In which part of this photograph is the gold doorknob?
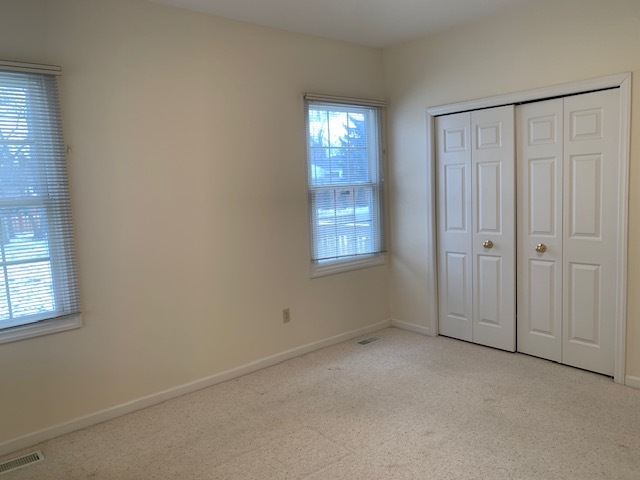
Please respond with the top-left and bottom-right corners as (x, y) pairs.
(482, 240), (494, 249)
(535, 243), (547, 253)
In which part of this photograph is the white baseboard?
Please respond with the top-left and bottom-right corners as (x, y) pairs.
(625, 375), (640, 389)
(391, 319), (432, 336)
(0, 319), (392, 457)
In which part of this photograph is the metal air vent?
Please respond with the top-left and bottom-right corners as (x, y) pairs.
(0, 451), (44, 475)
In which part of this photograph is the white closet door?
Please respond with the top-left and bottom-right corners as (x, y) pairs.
(471, 106), (516, 351)
(436, 113), (473, 341)
(516, 99), (563, 362)
(562, 89), (619, 376)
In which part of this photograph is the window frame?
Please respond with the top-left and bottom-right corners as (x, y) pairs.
(304, 94), (387, 278)
(0, 60), (81, 344)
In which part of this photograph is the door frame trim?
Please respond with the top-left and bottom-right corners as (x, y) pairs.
(425, 72), (631, 384)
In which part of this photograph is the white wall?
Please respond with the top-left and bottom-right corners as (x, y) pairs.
(0, 0), (389, 444)
(384, 0), (640, 376)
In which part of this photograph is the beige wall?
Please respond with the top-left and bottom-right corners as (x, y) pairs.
(0, 0), (389, 443)
(384, 0), (640, 376)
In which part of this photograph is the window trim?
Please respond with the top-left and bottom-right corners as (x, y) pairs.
(304, 94), (387, 276)
(0, 313), (81, 344)
(311, 252), (386, 278)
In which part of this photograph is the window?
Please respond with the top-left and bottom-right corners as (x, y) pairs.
(0, 61), (80, 343)
(305, 95), (386, 277)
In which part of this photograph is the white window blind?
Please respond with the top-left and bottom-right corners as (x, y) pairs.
(0, 65), (80, 333)
(305, 95), (386, 274)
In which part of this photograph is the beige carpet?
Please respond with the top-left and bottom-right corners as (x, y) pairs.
(2, 327), (640, 479)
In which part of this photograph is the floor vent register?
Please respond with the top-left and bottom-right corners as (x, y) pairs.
(0, 451), (44, 475)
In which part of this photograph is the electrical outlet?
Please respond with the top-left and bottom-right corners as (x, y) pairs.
(282, 308), (291, 323)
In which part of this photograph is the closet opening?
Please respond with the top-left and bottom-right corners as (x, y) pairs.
(424, 73), (631, 384)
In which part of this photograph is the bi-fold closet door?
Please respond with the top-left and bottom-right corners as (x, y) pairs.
(517, 89), (620, 376)
(436, 105), (516, 352)
(436, 89), (620, 376)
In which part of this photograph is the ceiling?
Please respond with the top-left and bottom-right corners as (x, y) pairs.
(148, 0), (537, 48)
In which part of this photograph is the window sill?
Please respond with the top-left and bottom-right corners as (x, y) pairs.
(311, 253), (386, 278)
(0, 314), (82, 345)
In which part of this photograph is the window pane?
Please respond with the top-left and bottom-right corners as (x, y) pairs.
(309, 147), (329, 185)
(347, 112), (367, 148)
(334, 187), (357, 257)
(329, 148), (346, 184)
(0, 146), (40, 200)
(0, 84), (40, 201)
(7, 261), (54, 318)
(0, 274), (8, 321)
(353, 186), (375, 254)
(308, 109), (329, 147)
(1, 206), (49, 262)
(0, 85), (29, 142)
(328, 111), (348, 147)
(345, 148), (369, 184)
(314, 188), (336, 260)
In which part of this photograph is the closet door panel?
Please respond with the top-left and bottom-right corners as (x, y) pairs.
(528, 260), (557, 335)
(569, 154), (601, 237)
(477, 162), (501, 233)
(516, 99), (563, 362)
(437, 113), (473, 341)
(563, 89), (619, 376)
(471, 106), (515, 352)
(477, 255), (501, 325)
(568, 263), (601, 344)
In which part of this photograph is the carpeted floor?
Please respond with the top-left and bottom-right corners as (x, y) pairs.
(2, 327), (640, 479)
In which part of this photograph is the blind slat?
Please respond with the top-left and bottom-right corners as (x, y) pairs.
(304, 93), (386, 108)
(0, 60), (61, 76)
